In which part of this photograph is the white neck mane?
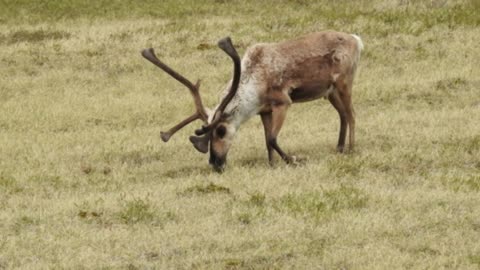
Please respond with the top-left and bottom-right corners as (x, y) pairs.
(210, 77), (261, 129)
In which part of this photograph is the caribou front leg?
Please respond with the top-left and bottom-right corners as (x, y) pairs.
(260, 113), (274, 164)
(262, 104), (299, 165)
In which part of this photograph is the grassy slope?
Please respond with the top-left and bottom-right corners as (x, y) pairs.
(1, 0), (479, 269)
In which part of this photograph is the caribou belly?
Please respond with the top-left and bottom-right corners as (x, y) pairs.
(289, 82), (334, 103)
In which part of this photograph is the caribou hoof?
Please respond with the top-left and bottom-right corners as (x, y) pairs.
(285, 155), (307, 166)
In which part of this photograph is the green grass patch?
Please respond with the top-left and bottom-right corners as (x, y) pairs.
(327, 156), (365, 177)
(276, 186), (368, 219)
(117, 198), (159, 225)
(223, 253), (294, 269)
(0, 30), (71, 45)
(181, 182), (232, 195)
(0, 174), (23, 194)
(247, 192), (266, 207)
(469, 254), (480, 267)
(445, 174), (480, 192)
(11, 215), (39, 234)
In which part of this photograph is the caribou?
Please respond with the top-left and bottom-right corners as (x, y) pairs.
(141, 31), (363, 171)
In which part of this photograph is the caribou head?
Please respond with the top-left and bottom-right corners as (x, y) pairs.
(141, 37), (241, 171)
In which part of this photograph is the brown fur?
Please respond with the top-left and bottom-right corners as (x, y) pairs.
(236, 31), (362, 164)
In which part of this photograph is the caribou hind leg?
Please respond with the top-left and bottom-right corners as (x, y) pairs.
(334, 78), (355, 152)
(328, 89), (348, 153)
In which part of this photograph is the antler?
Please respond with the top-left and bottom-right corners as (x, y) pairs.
(141, 48), (209, 142)
(195, 37), (242, 136)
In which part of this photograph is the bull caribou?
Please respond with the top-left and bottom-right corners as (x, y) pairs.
(142, 31), (363, 171)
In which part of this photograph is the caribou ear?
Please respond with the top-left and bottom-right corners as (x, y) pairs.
(189, 135), (210, 154)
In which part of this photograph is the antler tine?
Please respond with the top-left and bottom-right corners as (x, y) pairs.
(141, 48), (209, 141)
(141, 48), (209, 121)
(216, 37), (242, 114)
(195, 37), (241, 136)
(160, 112), (199, 142)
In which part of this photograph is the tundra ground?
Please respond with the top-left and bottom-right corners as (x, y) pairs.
(0, 0), (479, 269)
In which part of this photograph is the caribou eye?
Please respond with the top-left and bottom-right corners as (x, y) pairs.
(216, 125), (227, 138)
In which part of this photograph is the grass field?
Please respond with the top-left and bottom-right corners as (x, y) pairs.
(1, 0), (480, 269)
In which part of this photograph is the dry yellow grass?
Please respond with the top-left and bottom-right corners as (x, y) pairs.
(1, 0), (479, 269)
